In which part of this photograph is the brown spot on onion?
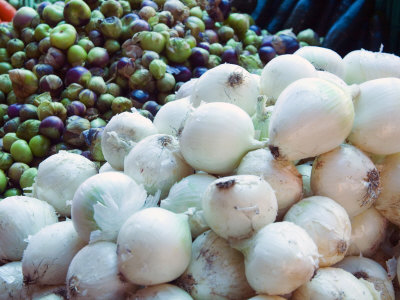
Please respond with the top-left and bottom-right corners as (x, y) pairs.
(353, 271), (369, 280)
(227, 71), (244, 87)
(363, 169), (380, 207)
(216, 179), (235, 189)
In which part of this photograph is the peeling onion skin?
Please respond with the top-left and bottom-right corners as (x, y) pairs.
(176, 230), (255, 300)
(347, 207), (387, 257)
(66, 241), (137, 300)
(296, 163), (313, 198)
(374, 153), (400, 227)
(310, 143), (380, 218)
(22, 221), (86, 286)
(284, 196), (352, 267)
(0, 262), (26, 299)
(334, 256), (395, 300)
(127, 284), (192, 300)
(238, 221), (319, 295)
(292, 267), (377, 300)
(236, 148), (303, 219)
(267, 78), (354, 161)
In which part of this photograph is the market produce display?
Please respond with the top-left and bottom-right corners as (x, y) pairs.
(1, 0), (400, 299)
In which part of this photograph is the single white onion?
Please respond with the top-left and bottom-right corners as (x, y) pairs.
(175, 78), (198, 99)
(101, 111), (158, 170)
(296, 162), (313, 198)
(236, 148), (303, 218)
(22, 221), (86, 285)
(284, 196), (351, 267)
(99, 162), (122, 173)
(153, 97), (194, 137)
(237, 221), (319, 295)
(191, 63), (259, 115)
(31, 151), (98, 216)
(343, 49), (400, 84)
(347, 77), (400, 155)
(67, 241), (136, 300)
(0, 196), (58, 262)
(294, 46), (345, 78)
(128, 284), (192, 300)
(267, 78), (354, 161)
(0, 262), (26, 299)
(176, 230), (255, 299)
(375, 153), (400, 226)
(160, 173), (217, 238)
(260, 54), (317, 102)
(71, 172), (147, 243)
(117, 207), (192, 286)
(347, 207), (387, 257)
(311, 144), (380, 217)
(334, 256), (395, 300)
(292, 267), (379, 299)
(179, 102), (266, 175)
(202, 175), (277, 241)
(124, 134), (194, 199)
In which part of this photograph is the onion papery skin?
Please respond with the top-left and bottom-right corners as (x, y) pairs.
(268, 78), (354, 161)
(0, 196), (58, 262)
(296, 163), (313, 198)
(343, 49), (400, 84)
(153, 97), (194, 137)
(176, 230), (255, 300)
(22, 221), (86, 286)
(124, 134), (194, 199)
(101, 111), (158, 171)
(292, 267), (377, 300)
(71, 172), (147, 243)
(375, 153), (400, 226)
(117, 207), (192, 286)
(239, 221), (319, 295)
(66, 241), (136, 300)
(310, 144), (380, 218)
(0, 262), (26, 299)
(347, 207), (387, 257)
(31, 151), (98, 216)
(347, 78), (400, 155)
(191, 64), (259, 116)
(236, 148), (302, 219)
(284, 196), (351, 267)
(128, 284), (192, 300)
(260, 54), (317, 102)
(179, 102), (265, 175)
(334, 256), (395, 300)
(294, 46), (345, 78)
(175, 79), (198, 100)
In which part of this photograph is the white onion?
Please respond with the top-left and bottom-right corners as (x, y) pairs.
(296, 162), (313, 198)
(67, 241), (136, 300)
(292, 267), (378, 299)
(375, 153), (400, 226)
(31, 151), (98, 216)
(0, 196), (58, 262)
(160, 173), (216, 238)
(311, 144), (380, 217)
(153, 97), (194, 137)
(22, 221), (86, 286)
(71, 172), (147, 243)
(99, 162), (122, 173)
(236, 148), (303, 218)
(117, 207), (192, 286)
(180, 102), (266, 175)
(191, 63), (259, 115)
(30, 285), (67, 300)
(316, 70), (360, 99)
(343, 49), (400, 84)
(101, 111), (158, 170)
(260, 54), (317, 102)
(202, 175), (277, 241)
(128, 284), (192, 300)
(267, 78), (354, 161)
(284, 196), (351, 267)
(347, 207), (387, 257)
(176, 230), (255, 299)
(334, 256), (395, 300)
(294, 46), (345, 78)
(175, 78), (198, 99)
(124, 134), (194, 199)
(347, 78), (400, 155)
(0, 262), (26, 299)
(237, 221), (319, 295)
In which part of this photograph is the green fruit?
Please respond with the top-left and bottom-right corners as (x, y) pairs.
(20, 167), (38, 190)
(50, 24), (77, 50)
(0, 170), (7, 194)
(10, 140), (33, 164)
